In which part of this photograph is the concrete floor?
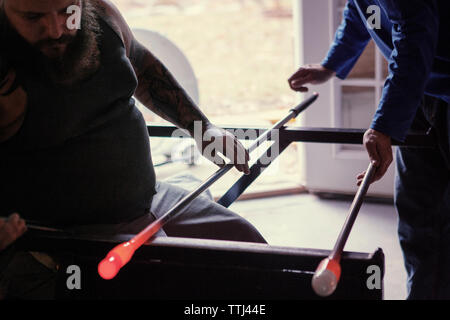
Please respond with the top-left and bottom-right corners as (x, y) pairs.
(229, 193), (408, 300)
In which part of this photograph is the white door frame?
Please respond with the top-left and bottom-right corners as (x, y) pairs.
(293, 0), (395, 197)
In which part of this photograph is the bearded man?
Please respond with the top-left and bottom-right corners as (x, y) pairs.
(0, 0), (266, 299)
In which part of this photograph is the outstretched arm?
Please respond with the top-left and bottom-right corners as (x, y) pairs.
(96, 0), (250, 173)
(289, 0), (370, 92)
(321, 0), (372, 79)
(360, 0), (439, 185)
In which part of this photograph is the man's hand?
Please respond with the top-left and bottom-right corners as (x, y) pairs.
(357, 129), (393, 186)
(0, 213), (27, 251)
(196, 123), (250, 175)
(288, 64), (336, 92)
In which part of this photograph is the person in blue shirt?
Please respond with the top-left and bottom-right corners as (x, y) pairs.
(288, 0), (450, 299)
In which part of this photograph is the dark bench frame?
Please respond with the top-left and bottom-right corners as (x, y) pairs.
(148, 125), (434, 207)
(13, 125), (433, 300)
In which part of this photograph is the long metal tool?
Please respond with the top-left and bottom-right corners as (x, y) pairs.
(0, 217), (64, 233)
(97, 92), (319, 280)
(311, 161), (376, 297)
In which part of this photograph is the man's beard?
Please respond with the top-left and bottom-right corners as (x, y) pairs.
(0, 0), (102, 86)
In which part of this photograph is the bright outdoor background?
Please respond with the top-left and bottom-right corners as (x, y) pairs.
(112, 0), (302, 198)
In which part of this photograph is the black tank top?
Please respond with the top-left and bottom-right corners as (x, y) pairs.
(0, 18), (156, 226)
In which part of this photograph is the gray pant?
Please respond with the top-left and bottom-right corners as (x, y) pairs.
(64, 178), (266, 243)
(0, 179), (266, 299)
(149, 180), (266, 243)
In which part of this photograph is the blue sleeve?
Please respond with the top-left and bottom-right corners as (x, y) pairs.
(321, 0), (372, 79)
(370, 0), (439, 141)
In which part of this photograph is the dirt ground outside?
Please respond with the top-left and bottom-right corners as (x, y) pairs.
(112, 0), (304, 196)
(113, 0), (298, 120)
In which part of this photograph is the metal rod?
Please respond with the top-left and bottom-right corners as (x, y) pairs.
(97, 94), (319, 279)
(330, 162), (377, 262)
(136, 93), (319, 243)
(26, 224), (64, 233)
(0, 217), (64, 233)
(217, 133), (292, 208)
(147, 126), (435, 148)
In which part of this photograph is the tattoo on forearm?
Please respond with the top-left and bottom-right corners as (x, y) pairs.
(131, 41), (209, 133)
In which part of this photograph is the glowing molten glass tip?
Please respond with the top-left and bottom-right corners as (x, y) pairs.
(98, 253), (122, 280)
(311, 258), (341, 297)
(98, 220), (162, 279)
(312, 269), (338, 297)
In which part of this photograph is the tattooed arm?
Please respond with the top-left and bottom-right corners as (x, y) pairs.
(131, 42), (250, 173)
(130, 40), (210, 135)
(96, 0), (209, 135)
(98, 0), (250, 173)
